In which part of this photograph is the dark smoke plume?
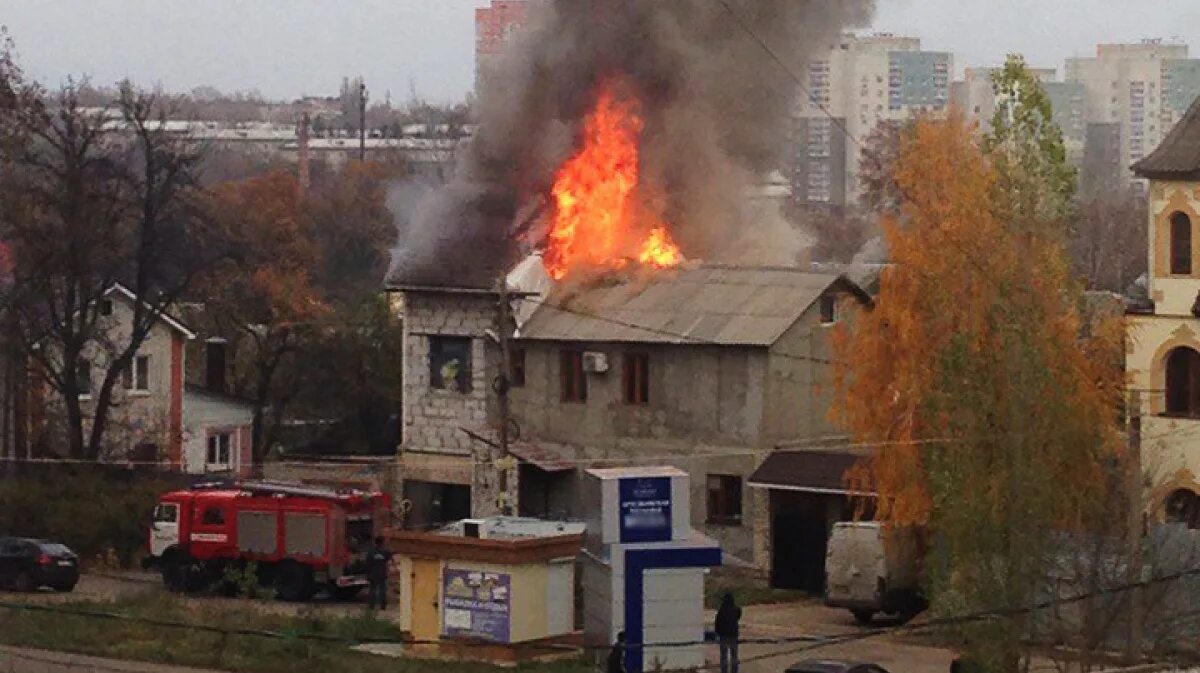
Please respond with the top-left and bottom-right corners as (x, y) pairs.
(390, 0), (875, 288)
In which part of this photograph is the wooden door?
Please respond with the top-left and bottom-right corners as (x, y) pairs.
(410, 558), (441, 641)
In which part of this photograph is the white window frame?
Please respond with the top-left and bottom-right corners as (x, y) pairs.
(205, 431), (235, 472)
(124, 354), (151, 394)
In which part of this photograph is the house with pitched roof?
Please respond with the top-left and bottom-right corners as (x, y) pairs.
(390, 258), (871, 579)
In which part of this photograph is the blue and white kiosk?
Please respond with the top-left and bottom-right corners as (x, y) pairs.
(581, 467), (722, 673)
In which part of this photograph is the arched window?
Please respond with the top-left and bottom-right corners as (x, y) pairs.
(1165, 346), (1200, 416)
(1165, 489), (1200, 529)
(1171, 211), (1192, 275)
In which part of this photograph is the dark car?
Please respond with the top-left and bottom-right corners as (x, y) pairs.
(0, 537), (79, 592)
(786, 661), (892, 673)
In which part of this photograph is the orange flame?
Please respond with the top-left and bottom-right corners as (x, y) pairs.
(543, 80), (682, 281)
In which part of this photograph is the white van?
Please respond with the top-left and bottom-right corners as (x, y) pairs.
(824, 521), (925, 625)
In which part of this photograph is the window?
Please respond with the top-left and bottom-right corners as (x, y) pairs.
(429, 336), (472, 393)
(820, 294), (839, 324)
(76, 360), (92, 396)
(1171, 212), (1192, 275)
(132, 443), (159, 464)
(706, 475), (742, 525)
(1166, 347), (1200, 417)
(122, 355), (150, 392)
(206, 432), (232, 469)
(509, 348), (526, 388)
(153, 503), (178, 524)
(201, 506), (225, 526)
(99, 299), (113, 316)
(623, 353), (649, 405)
(1165, 489), (1200, 529)
(560, 350), (587, 403)
(205, 341), (227, 393)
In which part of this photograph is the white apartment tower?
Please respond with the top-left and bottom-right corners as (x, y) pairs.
(792, 33), (951, 209)
(1066, 40), (1200, 189)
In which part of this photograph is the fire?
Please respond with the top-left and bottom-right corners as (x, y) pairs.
(638, 227), (682, 269)
(543, 80), (682, 280)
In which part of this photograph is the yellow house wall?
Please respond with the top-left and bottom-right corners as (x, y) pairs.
(397, 555), (414, 632)
(1148, 181), (1200, 315)
(1127, 176), (1200, 503)
(1127, 314), (1200, 493)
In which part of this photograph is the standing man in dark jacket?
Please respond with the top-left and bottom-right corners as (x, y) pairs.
(715, 593), (742, 673)
(365, 536), (393, 612)
(606, 631), (626, 673)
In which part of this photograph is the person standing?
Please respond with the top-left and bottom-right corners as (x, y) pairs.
(715, 592), (742, 673)
(366, 535), (393, 612)
(606, 631), (627, 673)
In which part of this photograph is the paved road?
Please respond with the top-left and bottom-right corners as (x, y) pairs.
(0, 645), (224, 673)
(702, 601), (958, 673)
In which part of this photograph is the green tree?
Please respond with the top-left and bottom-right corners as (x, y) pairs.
(986, 54), (1077, 237)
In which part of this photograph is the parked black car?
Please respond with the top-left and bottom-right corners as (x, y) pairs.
(786, 661), (892, 673)
(0, 537), (79, 592)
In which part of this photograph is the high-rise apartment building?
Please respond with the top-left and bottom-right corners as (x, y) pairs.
(792, 34), (951, 210)
(1066, 40), (1200, 187)
(475, 1), (534, 94)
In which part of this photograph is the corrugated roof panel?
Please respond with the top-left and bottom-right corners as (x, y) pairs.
(713, 316), (792, 345)
(518, 266), (854, 346)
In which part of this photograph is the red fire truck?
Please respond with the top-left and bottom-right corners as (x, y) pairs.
(143, 481), (390, 601)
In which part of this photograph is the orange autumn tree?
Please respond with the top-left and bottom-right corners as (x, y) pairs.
(831, 114), (1124, 671)
(203, 171), (330, 470)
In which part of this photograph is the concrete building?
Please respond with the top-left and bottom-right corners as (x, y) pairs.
(1066, 40), (1200, 187)
(792, 33), (951, 210)
(1126, 94), (1200, 528)
(389, 258), (870, 567)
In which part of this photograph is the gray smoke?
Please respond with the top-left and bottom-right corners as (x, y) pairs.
(391, 0), (875, 287)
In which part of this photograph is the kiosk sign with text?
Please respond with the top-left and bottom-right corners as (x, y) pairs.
(442, 569), (511, 643)
(618, 476), (672, 543)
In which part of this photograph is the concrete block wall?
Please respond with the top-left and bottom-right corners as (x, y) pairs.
(400, 291), (498, 457)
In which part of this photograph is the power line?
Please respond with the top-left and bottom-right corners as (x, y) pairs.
(2, 562), (1200, 661)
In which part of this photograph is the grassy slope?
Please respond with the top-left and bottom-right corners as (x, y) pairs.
(0, 594), (591, 673)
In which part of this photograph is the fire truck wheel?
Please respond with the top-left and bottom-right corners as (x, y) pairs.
(275, 561), (315, 602)
(160, 553), (187, 592)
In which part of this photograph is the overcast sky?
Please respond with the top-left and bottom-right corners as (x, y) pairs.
(0, 0), (1198, 104)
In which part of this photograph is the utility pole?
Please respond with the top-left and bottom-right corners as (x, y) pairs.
(1126, 392), (1144, 663)
(359, 79), (368, 163)
(495, 278), (515, 516)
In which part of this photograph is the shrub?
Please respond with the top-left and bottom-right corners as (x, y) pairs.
(0, 465), (177, 566)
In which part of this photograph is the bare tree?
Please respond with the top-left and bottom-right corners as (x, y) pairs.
(1071, 189), (1148, 294)
(0, 66), (215, 460)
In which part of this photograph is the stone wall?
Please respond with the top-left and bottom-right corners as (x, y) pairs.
(397, 289), (517, 518)
(400, 291), (497, 456)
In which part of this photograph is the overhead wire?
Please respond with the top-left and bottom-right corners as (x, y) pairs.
(2, 561), (1200, 660)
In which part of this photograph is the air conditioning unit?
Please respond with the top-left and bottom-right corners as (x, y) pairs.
(462, 519), (485, 539)
(582, 351), (609, 374)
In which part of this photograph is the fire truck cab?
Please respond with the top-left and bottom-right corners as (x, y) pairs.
(144, 481), (390, 601)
